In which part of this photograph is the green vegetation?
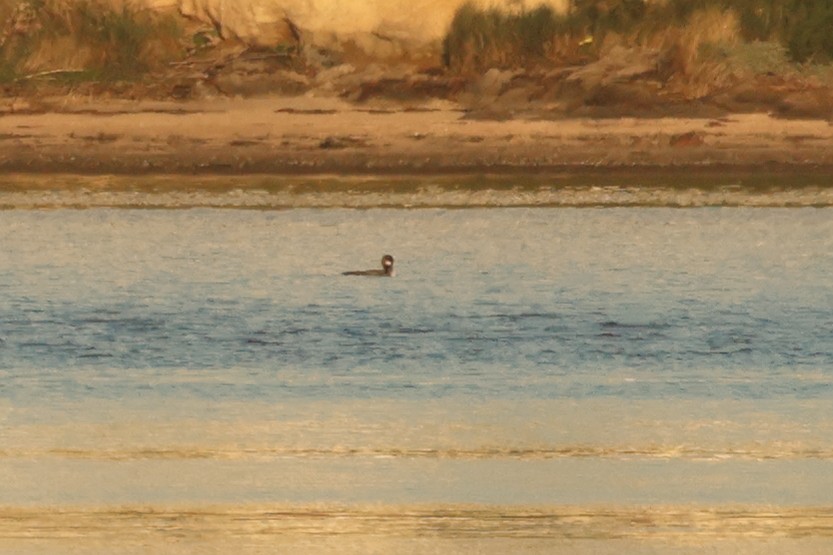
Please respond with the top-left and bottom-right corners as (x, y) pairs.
(443, 0), (833, 73)
(0, 0), (184, 83)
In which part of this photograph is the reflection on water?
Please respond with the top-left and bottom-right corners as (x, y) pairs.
(1, 205), (832, 551)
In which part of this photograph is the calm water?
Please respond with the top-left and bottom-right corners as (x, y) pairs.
(1, 206), (833, 550)
(2, 207), (832, 396)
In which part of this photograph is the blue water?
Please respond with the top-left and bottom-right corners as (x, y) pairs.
(1, 207), (832, 403)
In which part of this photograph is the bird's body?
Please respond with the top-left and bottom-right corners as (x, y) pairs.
(343, 255), (395, 277)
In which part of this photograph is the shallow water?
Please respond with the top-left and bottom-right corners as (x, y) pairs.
(1, 205), (832, 551)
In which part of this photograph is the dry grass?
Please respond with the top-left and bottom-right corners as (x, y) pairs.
(442, 3), (567, 73)
(443, 0), (833, 77)
(649, 7), (741, 98)
(1, 0), (185, 83)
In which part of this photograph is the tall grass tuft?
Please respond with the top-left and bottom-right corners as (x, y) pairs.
(1, 0), (184, 83)
(443, 3), (566, 73)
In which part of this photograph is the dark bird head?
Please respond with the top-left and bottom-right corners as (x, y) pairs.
(382, 254), (394, 275)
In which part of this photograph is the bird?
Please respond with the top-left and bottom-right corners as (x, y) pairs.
(342, 254), (395, 277)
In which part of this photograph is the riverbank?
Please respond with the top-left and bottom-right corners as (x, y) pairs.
(2, 96), (833, 176)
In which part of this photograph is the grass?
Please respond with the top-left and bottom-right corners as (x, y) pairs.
(442, 3), (568, 72)
(657, 0), (833, 63)
(0, 0), (185, 83)
(443, 0), (833, 74)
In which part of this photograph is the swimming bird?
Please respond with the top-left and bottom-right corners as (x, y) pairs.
(342, 255), (395, 277)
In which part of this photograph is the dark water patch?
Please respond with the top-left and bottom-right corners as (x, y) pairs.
(76, 350), (114, 360)
(243, 337), (283, 346)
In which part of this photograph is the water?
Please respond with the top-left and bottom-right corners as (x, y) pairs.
(3, 207), (832, 394)
(1, 205), (833, 552)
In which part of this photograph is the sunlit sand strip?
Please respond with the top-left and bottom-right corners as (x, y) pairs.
(1, 504), (832, 542)
(2, 445), (832, 461)
(0, 187), (833, 210)
(2, 186), (833, 209)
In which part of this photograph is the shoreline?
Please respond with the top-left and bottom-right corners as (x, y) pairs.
(3, 96), (833, 208)
(3, 97), (833, 178)
(3, 172), (833, 208)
